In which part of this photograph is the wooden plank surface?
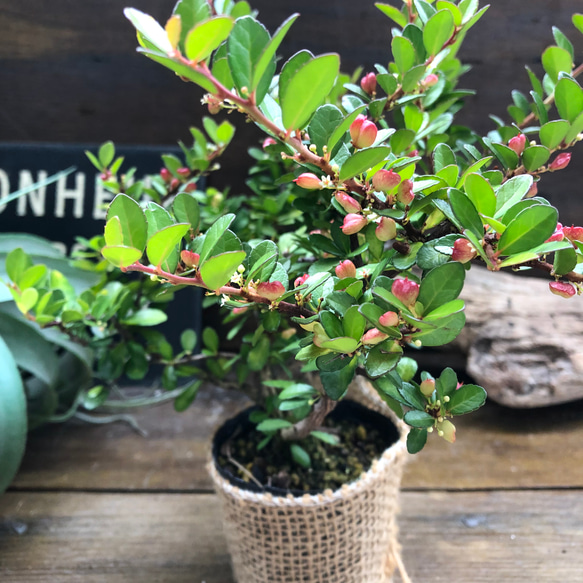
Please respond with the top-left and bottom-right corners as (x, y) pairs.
(1, 490), (581, 582)
(10, 384), (583, 492)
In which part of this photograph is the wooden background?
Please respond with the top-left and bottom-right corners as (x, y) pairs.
(2, 0), (583, 224)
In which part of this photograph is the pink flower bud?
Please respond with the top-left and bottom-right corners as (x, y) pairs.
(396, 179), (415, 206)
(549, 152), (571, 171)
(391, 277), (419, 307)
(206, 95), (222, 114)
(379, 311), (399, 328)
(360, 72), (377, 95)
(100, 170), (112, 182)
(451, 238), (477, 263)
(350, 115), (378, 149)
(422, 74), (439, 88)
(549, 281), (576, 298)
(170, 178), (181, 191)
(563, 225), (583, 243)
(437, 419), (456, 443)
(508, 134), (526, 156)
(419, 378), (435, 397)
(181, 250), (200, 267)
(375, 217), (397, 241)
(176, 167), (190, 178)
(335, 259), (357, 279)
(294, 273), (309, 288)
(546, 223), (564, 243)
(335, 191), (362, 213)
(293, 172), (322, 190)
(361, 328), (389, 345)
(232, 306), (249, 315)
(184, 182), (197, 192)
(160, 168), (172, 182)
(262, 137), (277, 149)
(341, 213), (368, 235)
(372, 169), (401, 193)
(257, 281), (286, 301)
(407, 149), (419, 158)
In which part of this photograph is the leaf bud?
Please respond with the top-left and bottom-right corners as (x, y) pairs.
(335, 259), (357, 279)
(419, 378), (435, 397)
(549, 281), (576, 298)
(563, 225), (583, 243)
(335, 191), (362, 213)
(257, 281), (286, 301)
(378, 311), (399, 328)
(293, 172), (322, 190)
(361, 328), (389, 345)
(350, 115), (378, 149)
(375, 216), (397, 241)
(181, 250), (200, 267)
(396, 179), (415, 206)
(549, 152), (571, 171)
(436, 419), (456, 443)
(341, 213), (368, 235)
(360, 72), (377, 95)
(451, 238), (477, 263)
(391, 277), (419, 307)
(508, 134), (526, 155)
(372, 169), (401, 193)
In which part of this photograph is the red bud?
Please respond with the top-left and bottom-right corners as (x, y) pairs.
(422, 74), (439, 88)
(257, 281), (286, 301)
(451, 238), (477, 263)
(549, 281), (576, 298)
(508, 134), (527, 156)
(160, 168), (172, 182)
(176, 167), (190, 177)
(341, 213), (368, 235)
(549, 152), (571, 171)
(396, 179), (414, 205)
(350, 115), (378, 149)
(375, 216), (397, 241)
(262, 137), (277, 149)
(391, 277), (419, 307)
(372, 169), (401, 193)
(335, 191), (362, 213)
(294, 273), (309, 288)
(379, 311), (399, 328)
(170, 178), (181, 190)
(335, 259), (357, 279)
(360, 72), (377, 95)
(181, 250), (200, 267)
(361, 328), (389, 345)
(563, 225), (583, 243)
(294, 172), (322, 190)
(546, 223), (564, 243)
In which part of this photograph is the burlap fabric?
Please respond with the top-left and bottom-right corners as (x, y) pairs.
(208, 377), (410, 583)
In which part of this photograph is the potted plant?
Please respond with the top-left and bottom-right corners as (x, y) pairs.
(9, 0), (583, 580)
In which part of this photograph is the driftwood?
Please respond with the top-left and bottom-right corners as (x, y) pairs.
(452, 267), (583, 408)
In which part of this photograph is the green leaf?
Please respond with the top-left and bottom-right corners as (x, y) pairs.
(447, 384), (486, 415)
(124, 8), (173, 53)
(339, 147), (390, 181)
(418, 262), (465, 315)
(174, 380), (202, 412)
(172, 192), (200, 231)
(494, 175), (533, 218)
(308, 105), (344, 156)
(278, 50), (313, 106)
(433, 143), (456, 172)
(483, 138), (519, 170)
(390, 129), (415, 154)
(555, 78), (583, 124)
(464, 173), (496, 217)
(539, 120), (570, 149)
(173, 0), (211, 46)
(320, 355), (357, 399)
(326, 105), (368, 153)
(248, 335), (270, 371)
(552, 26), (574, 59)
(256, 418), (293, 433)
(0, 336), (27, 494)
(410, 311), (465, 347)
(414, 0), (437, 24)
(5, 248), (32, 284)
(310, 430), (340, 446)
(104, 216), (124, 247)
(199, 250), (246, 290)
(101, 245), (143, 268)
(185, 16), (234, 62)
(522, 145), (550, 172)
(98, 141), (115, 167)
(180, 329), (197, 352)
(107, 194), (148, 252)
(252, 13), (299, 90)
(553, 247), (577, 276)
(529, 89), (549, 125)
(573, 13), (583, 35)
(227, 16), (273, 105)
(278, 383), (317, 400)
(281, 53), (340, 130)
(404, 410), (435, 428)
(424, 299), (465, 320)
(147, 223), (190, 269)
(365, 346), (402, 378)
(290, 443), (311, 469)
(497, 205), (558, 256)
(203, 327), (219, 353)
(342, 306), (366, 341)
(375, 3), (407, 27)
(122, 308), (168, 326)
(406, 428), (427, 454)
(199, 213), (236, 265)
(391, 36), (416, 75)
(423, 10), (455, 57)
(448, 188), (483, 239)
(541, 46), (573, 83)
(319, 337), (359, 354)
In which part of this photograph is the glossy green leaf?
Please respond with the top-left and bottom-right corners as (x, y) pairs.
(122, 308), (168, 326)
(541, 45), (572, 83)
(391, 36), (416, 75)
(565, 110), (583, 144)
(326, 104), (368, 153)
(199, 250), (246, 291)
(539, 120), (570, 149)
(290, 443), (311, 468)
(404, 410), (435, 428)
(423, 10), (455, 56)
(278, 50), (313, 106)
(310, 430), (340, 446)
(522, 145), (550, 172)
(172, 192), (200, 231)
(320, 336), (359, 354)
(497, 205), (558, 256)
(390, 129), (416, 154)
(173, 0), (211, 46)
(553, 247), (577, 276)
(402, 64), (427, 92)
(494, 175), (533, 218)
(19, 265), (47, 290)
(0, 336), (27, 494)
(418, 262), (465, 315)
(342, 306), (366, 341)
(320, 355), (357, 400)
(180, 329), (197, 352)
(107, 194), (148, 252)
(339, 147), (390, 181)
(464, 173), (496, 217)
(104, 216), (124, 247)
(277, 383), (317, 400)
(555, 78), (583, 124)
(530, 89), (549, 125)
(424, 298), (465, 320)
(410, 311), (465, 346)
(375, 3), (408, 27)
(414, 0), (437, 24)
(447, 384), (486, 415)
(365, 346), (402, 378)
(281, 53), (340, 130)
(433, 143), (456, 172)
(184, 16), (234, 62)
(406, 428), (427, 454)
(308, 105), (344, 156)
(199, 213), (236, 265)
(101, 245), (143, 268)
(125, 8), (173, 53)
(146, 223), (190, 268)
(448, 188), (483, 239)
(483, 138), (519, 170)
(553, 26), (574, 59)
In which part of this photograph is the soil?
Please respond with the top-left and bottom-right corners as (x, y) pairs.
(216, 403), (398, 493)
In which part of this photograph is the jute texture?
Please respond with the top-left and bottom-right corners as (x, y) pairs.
(209, 378), (409, 583)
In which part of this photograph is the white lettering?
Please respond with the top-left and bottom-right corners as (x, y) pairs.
(92, 174), (113, 220)
(17, 170), (48, 217)
(55, 172), (85, 218)
(0, 169), (10, 215)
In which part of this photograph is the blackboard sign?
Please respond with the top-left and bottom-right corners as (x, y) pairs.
(0, 142), (202, 349)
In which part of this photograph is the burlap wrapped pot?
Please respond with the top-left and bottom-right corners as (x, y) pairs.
(208, 377), (409, 583)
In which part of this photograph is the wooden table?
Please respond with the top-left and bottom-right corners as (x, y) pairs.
(1, 384), (582, 582)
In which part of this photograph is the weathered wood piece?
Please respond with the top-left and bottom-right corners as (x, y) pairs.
(1, 490), (581, 582)
(10, 385), (583, 492)
(456, 267), (583, 407)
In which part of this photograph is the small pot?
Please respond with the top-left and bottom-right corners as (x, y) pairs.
(208, 380), (409, 583)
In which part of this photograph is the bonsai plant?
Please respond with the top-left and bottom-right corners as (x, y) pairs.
(8, 0), (583, 579)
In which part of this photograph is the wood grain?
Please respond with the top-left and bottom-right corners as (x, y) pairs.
(1, 490), (581, 582)
(10, 384), (583, 492)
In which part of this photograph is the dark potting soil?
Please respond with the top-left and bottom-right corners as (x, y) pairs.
(214, 401), (399, 494)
